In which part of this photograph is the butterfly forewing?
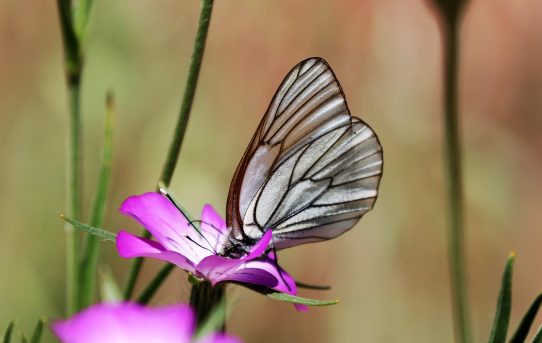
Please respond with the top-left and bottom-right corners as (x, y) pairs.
(226, 57), (382, 250)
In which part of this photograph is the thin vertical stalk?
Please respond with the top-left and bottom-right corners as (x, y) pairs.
(158, 0), (214, 187)
(441, 16), (471, 343)
(123, 0), (215, 300)
(66, 81), (82, 315)
(189, 282), (225, 329)
(56, 0), (84, 316)
(136, 264), (175, 305)
(78, 93), (114, 310)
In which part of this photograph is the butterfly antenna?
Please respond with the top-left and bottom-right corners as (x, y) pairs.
(159, 186), (200, 231)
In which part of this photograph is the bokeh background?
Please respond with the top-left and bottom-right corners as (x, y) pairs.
(1, 0), (541, 341)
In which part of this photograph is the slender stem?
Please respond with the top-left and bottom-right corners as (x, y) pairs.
(189, 282), (225, 329)
(123, 253), (145, 300)
(158, 0), (214, 186)
(442, 16), (471, 343)
(66, 81), (82, 315)
(57, 0), (84, 316)
(123, 0), (215, 300)
(137, 264), (175, 305)
(78, 93), (114, 310)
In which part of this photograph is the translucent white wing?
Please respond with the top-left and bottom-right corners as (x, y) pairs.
(226, 57), (382, 250)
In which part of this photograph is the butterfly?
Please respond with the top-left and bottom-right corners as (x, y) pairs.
(222, 57), (383, 256)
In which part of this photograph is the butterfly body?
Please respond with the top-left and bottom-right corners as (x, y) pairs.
(223, 57), (383, 255)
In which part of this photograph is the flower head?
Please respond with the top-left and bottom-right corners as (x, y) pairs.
(53, 302), (240, 343)
(116, 192), (298, 296)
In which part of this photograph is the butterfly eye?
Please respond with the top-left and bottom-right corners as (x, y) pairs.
(226, 57), (383, 251)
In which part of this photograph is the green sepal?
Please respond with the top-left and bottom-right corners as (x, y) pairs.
(61, 216), (116, 242)
(487, 252), (515, 343)
(188, 273), (204, 285)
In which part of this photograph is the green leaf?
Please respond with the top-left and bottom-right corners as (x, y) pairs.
(488, 252), (515, 343)
(61, 215), (116, 242)
(2, 321), (14, 343)
(99, 268), (123, 303)
(194, 297), (226, 338)
(78, 92), (115, 310)
(532, 325), (542, 343)
(509, 293), (542, 343)
(29, 319), (44, 343)
(266, 292), (339, 306)
(19, 333), (27, 343)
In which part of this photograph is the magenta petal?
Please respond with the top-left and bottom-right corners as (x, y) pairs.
(201, 204), (227, 234)
(243, 258), (297, 294)
(183, 204), (229, 259)
(197, 255), (275, 288)
(120, 193), (195, 253)
(116, 230), (165, 256)
(245, 230), (273, 259)
(197, 255), (243, 285)
(116, 231), (197, 274)
(53, 303), (195, 343)
(216, 267), (278, 288)
(295, 304), (309, 312)
(197, 230), (278, 287)
(198, 254), (277, 288)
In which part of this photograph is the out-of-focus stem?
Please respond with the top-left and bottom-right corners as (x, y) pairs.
(66, 81), (82, 316)
(137, 264), (175, 305)
(441, 14), (472, 343)
(56, 0), (84, 316)
(189, 282), (225, 329)
(123, 0), (215, 301)
(78, 93), (114, 310)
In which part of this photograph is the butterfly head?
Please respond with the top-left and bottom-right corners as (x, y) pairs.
(219, 233), (260, 258)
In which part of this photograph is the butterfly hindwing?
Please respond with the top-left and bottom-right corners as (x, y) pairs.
(226, 57), (383, 250)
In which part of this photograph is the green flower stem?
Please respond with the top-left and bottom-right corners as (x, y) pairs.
(158, 0), (214, 187)
(78, 94), (114, 310)
(189, 282), (225, 329)
(56, 0), (85, 316)
(123, 0), (215, 300)
(66, 81), (82, 316)
(441, 13), (472, 343)
(122, 254), (145, 300)
(137, 264), (175, 305)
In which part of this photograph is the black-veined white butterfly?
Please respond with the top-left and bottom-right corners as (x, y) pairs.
(223, 57), (383, 256)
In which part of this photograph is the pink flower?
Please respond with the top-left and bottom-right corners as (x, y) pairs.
(116, 192), (298, 296)
(52, 303), (240, 343)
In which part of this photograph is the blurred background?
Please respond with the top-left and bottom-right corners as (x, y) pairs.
(1, 0), (541, 341)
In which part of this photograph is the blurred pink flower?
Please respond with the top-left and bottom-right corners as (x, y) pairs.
(116, 192), (298, 296)
(52, 303), (240, 343)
